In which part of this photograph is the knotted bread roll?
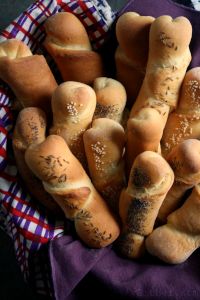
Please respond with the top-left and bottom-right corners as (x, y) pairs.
(126, 15), (192, 173)
(146, 184), (200, 264)
(115, 12), (154, 106)
(83, 118), (126, 213)
(158, 139), (200, 223)
(0, 39), (58, 115)
(25, 135), (120, 248)
(44, 12), (104, 84)
(118, 151), (174, 258)
(12, 107), (62, 215)
(50, 81), (96, 168)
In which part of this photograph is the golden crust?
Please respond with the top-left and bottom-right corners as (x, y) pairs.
(118, 151), (174, 258)
(44, 12), (104, 84)
(83, 118), (126, 212)
(13, 108), (62, 215)
(146, 185), (200, 264)
(25, 135), (120, 248)
(93, 77), (127, 123)
(115, 12), (154, 103)
(50, 81), (96, 167)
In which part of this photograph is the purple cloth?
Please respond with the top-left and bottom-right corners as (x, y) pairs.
(49, 1), (200, 299)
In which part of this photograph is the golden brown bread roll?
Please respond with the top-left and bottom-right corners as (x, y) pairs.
(115, 12), (154, 105)
(126, 15), (192, 173)
(118, 151), (174, 258)
(83, 118), (126, 213)
(50, 81), (96, 168)
(12, 107), (63, 215)
(162, 67), (200, 156)
(25, 135), (120, 248)
(43, 12), (104, 84)
(0, 39), (58, 114)
(93, 77), (127, 123)
(146, 184), (200, 264)
(158, 139), (200, 223)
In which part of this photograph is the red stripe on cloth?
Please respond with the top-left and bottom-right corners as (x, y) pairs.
(0, 126), (8, 135)
(37, 1), (52, 17)
(78, 0), (106, 35)
(1, 196), (54, 231)
(19, 227), (49, 244)
(0, 172), (17, 182)
(11, 21), (40, 44)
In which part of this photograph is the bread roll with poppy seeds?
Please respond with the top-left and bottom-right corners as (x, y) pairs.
(25, 135), (120, 248)
(118, 151), (174, 258)
(93, 77), (127, 124)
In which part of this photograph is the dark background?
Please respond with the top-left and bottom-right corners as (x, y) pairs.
(0, 1), (127, 299)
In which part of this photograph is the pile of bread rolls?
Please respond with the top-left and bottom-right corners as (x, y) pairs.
(1, 11), (200, 264)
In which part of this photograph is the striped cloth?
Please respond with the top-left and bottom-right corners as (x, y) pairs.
(0, 0), (115, 297)
(0, 0), (200, 298)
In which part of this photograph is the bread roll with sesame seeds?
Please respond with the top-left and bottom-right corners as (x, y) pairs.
(146, 184), (200, 264)
(12, 107), (63, 215)
(50, 81), (96, 168)
(25, 134), (120, 248)
(157, 139), (200, 224)
(0, 39), (58, 115)
(118, 151), (174, 259)
(161, 67), (200, 157)
(83, 118), (126, 213)
(125, 15), (192, 173)
(115, 12), (155, 106)
(92, 77), (127, 124)
(43, 12), (104, 84)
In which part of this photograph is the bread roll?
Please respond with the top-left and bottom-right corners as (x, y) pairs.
(25, 135), (120, 248)
(118, 151), (174, 258)
(162, 67), (200, 156)
(93, 77), (127, 123)
(146, 184), (200, 264)
(158, 139), (200, 223)
(83, 118), (126, 212)
(50, 81), (96, 168)
(43, 12), (104, 84)
(0, 39), (58, 115)
(12, 107), (62, 215)
(115, 12), (154, 105)
(126, 15), (192, 172)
